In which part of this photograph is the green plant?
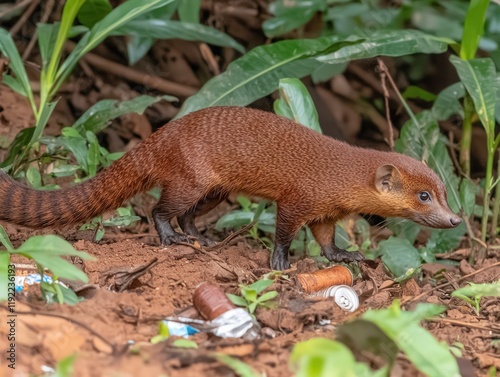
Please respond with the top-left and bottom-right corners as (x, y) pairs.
(227, 279), (278, 314)
(291, 302), (460, 377)
(451, 281), (500, 314)
(0, 226), (93, 304)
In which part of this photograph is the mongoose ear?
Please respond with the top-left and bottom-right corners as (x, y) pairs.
(375, 164), (402, 192)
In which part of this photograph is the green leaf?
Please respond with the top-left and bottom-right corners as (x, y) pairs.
(178, 0), (200, 23)
(402, 86), (437, 102)
(0, 225), (14, 251)
(379, 237), (421, 280)
(311, 62), (348, 83)
(56, 0), (177, 90)
(226, 293), (248, 307)
(77, 0), (113, 28)
(263, 0), (326, 38)
(362, 302), (460, 377)
(274, 78), (321, 133)
(54, 354), (76, 377)
(460, 0), (490, 60)
(14, 235), (94, 282)
(116, 19), (244, 54)
(450, 56), (496, 138)
(0, 28), (35, 111)
(127, 35), (155, 65)
(0, 252), (10, 301)
(452, 281), (500, 299)
(37, 23), (60, 69)
(248, 279), (274, 294)
(72, 95), (176, 135)
(432, 82), (465, 121)
(172, 339), (198, 349)
(316, 30), (452, 64)
(426, 223), (466, 255)
(213, 353), (260, 377)
(178, 36), (359, 117)
(257, 290), (278, 303)
(459, 179), (477, 217)
(290, 338), (358, 377)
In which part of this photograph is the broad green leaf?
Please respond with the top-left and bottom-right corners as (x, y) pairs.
(215, 211), (276, 232)
(460, 179), (477, 216)
(290, 338), (357, 377)
(14, 235), (94, 282)
(257, 290), (278, 303)
(0, 225), (14, 251)
(127, 35), (155, 65)
(178, 36), (359, 117)
(379, 237), (421, 280)
(116, 19), (244, 54)
(387, 219), (421, 245)
(274, 78), (321, 133)
(178, 0), (200, 23)
(363, 302), (460, 377)
(325, 3), (369, 20)
(226, 293), (248, 307)
(37, 23), (60, 68)
(72, 95), (176, 135)
(0, 28), (35, 110)
(426, 223), (467, 254)
(316, 30), (452, 64)
(77, 0), (112, 28)
(460, 0), (490, 60)
(311, 62), (348, 83)
(0, 252), (10, 301)
(263, 0), (326, 38)
(432, 82), (465, 120)
(213, 353), (260, 377)
(248, 279), (273, 294)
(452, 281), (500, 298)
(450, 56), (496, 138)
(56, 0), (176, 90)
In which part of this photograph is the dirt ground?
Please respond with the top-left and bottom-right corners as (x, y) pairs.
(1, 220), (500, 377)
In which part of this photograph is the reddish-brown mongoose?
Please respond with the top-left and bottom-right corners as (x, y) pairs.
(0, 107), (461, 270)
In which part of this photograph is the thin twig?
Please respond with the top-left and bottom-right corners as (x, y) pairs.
(206, 221), (256, 251)
(22, 0), (55, 60)
(0, 0), (33, 20)
(377, 58), (395, 150)
(9, 0), (40, 36)
(427, 317), (500, 333)
(401, 261), (500, 305)
(65, 41), (198, 98)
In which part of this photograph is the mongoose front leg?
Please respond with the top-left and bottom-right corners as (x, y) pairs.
(152, 193), (191, 245)
(309, 220), (364, 263)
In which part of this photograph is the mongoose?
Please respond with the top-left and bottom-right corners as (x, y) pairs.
(0, 107), (461, 270)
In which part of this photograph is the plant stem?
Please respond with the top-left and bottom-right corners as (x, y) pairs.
(491, 151), (500, 238)
(459, 94), (474, 177)
(481, 144), (495, 242)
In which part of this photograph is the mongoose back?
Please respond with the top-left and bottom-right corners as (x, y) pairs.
(0, 106), (461, 270)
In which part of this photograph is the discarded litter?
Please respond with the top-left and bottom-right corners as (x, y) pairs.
(296, 265), (359, 312)
(165, 282), (261, 340)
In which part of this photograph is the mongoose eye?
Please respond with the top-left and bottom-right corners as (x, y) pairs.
(418, 191), (431, 203)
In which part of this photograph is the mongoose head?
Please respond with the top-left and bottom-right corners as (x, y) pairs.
(373, 162), (462, 229)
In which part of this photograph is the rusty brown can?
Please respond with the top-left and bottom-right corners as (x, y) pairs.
(296, 265), (353, 293)
(193, 282), (236, 320)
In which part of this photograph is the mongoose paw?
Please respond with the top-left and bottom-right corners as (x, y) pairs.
(160, 233), (191, 246)
(271, 256), (290, 271)
(323, 249), (364, 263)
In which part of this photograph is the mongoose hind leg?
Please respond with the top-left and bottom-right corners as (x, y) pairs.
(271, 205), (304, 270)
(152, 191), (194, 245)
(309, 219), (364, 263)
(178, 191), (227, 247)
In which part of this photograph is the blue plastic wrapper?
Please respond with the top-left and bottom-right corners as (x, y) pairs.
(163, 320), (200, 338)
(15, 274), (54, 292)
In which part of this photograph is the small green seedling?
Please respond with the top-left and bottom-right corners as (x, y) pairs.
(449, 342), (465, 358)
(0, 226), (93, 304)
(80, 207), (141, 242)
(151, 321), (170, 344)
(451, 281), (500, 315)
(227, 278), (278, 314)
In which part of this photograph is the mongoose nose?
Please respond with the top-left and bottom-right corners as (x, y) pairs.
(450, 217), (462, 227)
